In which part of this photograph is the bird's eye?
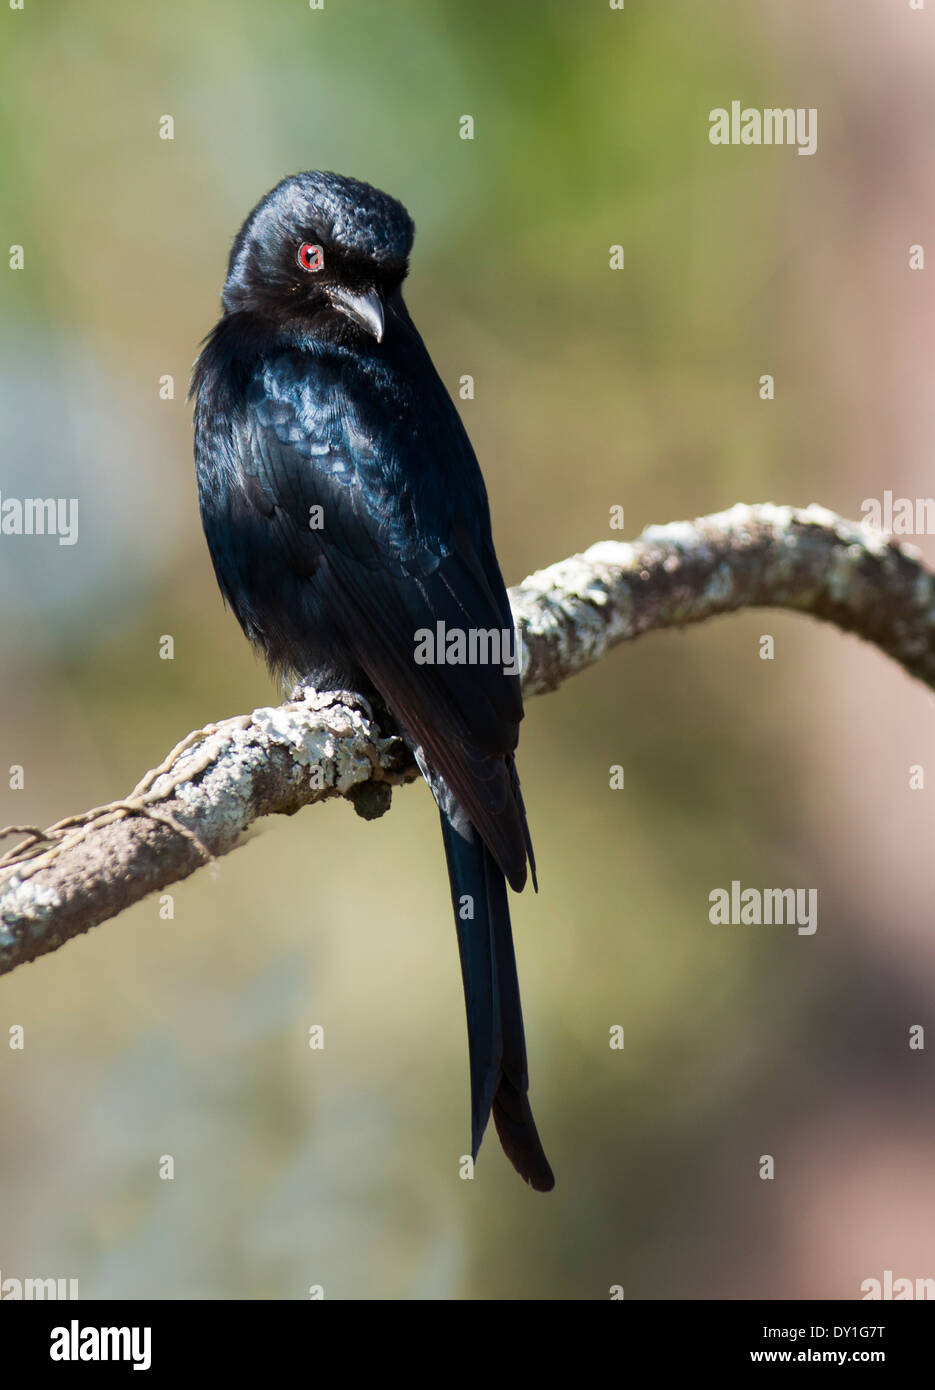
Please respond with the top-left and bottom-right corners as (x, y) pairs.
(297, 242), (325, 273)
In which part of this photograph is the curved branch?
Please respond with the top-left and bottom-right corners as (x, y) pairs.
(1, 503), (930, 977)
(513, 502), (935, 694)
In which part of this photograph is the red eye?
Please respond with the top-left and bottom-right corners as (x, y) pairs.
(297, 242), (324, 272)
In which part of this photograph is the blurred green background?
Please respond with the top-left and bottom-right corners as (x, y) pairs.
(2, 0), (934, 1299)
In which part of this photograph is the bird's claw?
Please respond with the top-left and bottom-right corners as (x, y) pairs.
(288, 682), (375, 725)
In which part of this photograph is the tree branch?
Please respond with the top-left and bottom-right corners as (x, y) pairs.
(2, 502), (931, 977)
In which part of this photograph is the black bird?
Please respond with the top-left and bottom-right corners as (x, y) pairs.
(192, 171), (553, 1191)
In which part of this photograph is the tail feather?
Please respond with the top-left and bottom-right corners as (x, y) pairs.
(440, 813), (554, 1192)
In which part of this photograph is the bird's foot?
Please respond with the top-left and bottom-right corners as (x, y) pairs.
(288, 681), (376, 725)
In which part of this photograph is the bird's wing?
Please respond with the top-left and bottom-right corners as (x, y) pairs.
(231, 347), (531, 888)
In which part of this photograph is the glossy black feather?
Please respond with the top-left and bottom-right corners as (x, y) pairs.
(441, 816), (553, 1191)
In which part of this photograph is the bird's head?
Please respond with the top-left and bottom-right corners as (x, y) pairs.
(221, 171), (415, 344)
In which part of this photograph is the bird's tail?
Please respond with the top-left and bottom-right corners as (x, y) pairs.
(440, 813), (554, 1192)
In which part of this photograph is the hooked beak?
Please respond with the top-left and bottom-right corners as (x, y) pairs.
(326, 285), (385, 343)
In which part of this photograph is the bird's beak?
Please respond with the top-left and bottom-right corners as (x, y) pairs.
(326, 285), (385, 343)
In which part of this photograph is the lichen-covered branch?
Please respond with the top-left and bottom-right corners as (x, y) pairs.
(514, 502), (935, 694)
(2, 502), (931, 977)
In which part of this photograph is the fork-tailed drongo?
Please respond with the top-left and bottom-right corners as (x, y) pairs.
(192, 171), (554, 1191)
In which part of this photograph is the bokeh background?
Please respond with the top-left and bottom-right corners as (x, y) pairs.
(1, 0), (934, 1299)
